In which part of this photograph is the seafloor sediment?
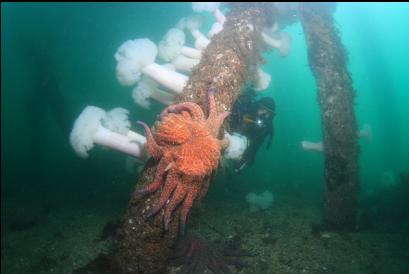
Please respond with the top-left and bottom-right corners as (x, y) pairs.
(2, 181), (408, 274)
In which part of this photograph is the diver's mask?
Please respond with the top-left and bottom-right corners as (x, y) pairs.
(243, 113), (268, 128)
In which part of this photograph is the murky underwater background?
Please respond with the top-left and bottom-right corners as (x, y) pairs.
(1, 3), (408, 273)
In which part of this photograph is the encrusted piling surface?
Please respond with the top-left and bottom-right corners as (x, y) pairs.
(110, 4), (274, 273)
(300, 3), (359, 230)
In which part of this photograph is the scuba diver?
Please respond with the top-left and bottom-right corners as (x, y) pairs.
(229, 92), (276, 173)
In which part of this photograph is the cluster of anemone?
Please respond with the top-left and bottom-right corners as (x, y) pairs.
(114, 2), (295, 111)
(69, 2), (295, 162)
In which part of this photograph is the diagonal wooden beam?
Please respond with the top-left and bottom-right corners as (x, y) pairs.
(109, 4), (275, 273)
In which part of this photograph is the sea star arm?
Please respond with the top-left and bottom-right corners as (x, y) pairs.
(207, 87), (217, 120)
(198, 177), (210, 200)
(137, 159), (168, 195)
(219, 137), (230, 150)
(137, 121), (163, 160)
(160, 103), (205, 121)
(145, 170), (178, 218)
(163, 184), (187, 231)
(179, 187), (199, 235)
(206, 87), (229, 136)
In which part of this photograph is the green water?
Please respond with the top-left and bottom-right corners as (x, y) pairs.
(1, 3), (408, 273)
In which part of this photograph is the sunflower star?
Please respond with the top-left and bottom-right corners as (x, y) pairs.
(137, 88), (229, 233)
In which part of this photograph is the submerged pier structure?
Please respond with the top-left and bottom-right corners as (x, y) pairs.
(110, 4), (360, 273)
(300, 3), (359, 230)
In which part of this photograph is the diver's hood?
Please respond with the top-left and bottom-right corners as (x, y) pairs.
(258, 97), (275, 114)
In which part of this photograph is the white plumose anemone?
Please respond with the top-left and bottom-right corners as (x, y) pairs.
(301, 124), (373, 155)
(208, 22), (223, 38)
(246, 190), (274, 212)
(253, 68), (272, 91)
(132, 76), (174, 108)
(102, 108), (131, 135)
(158, 28), (186, 61)
(262, 31), (292, 57)
(358, 123), (372, 142)
(263, 23), (279, 36)
(301, 140), (324, 153)
(70, 106), (146, 159)
(115, 38), (188, 94)
(224, 131), (248, 160)
(103, 108), (147, 144)
(115, 39), (157, 86)
(184, 15), (210, 50)
(158, 29), (201, 73)
(192, 2), (226, 24)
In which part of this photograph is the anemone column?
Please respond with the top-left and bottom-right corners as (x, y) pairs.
(111, 4), (274, 273)
(300, 3), (359, 230)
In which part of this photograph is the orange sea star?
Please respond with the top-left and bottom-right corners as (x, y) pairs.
(138, 88), (229, 233)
